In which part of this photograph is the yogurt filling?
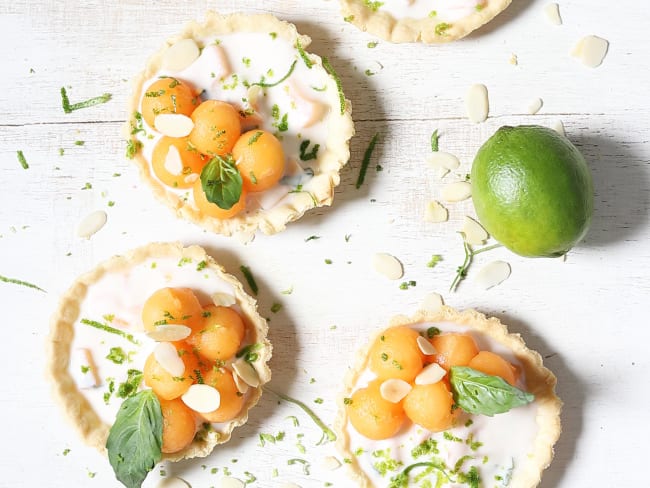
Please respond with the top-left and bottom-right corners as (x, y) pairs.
(375, 0), (485, 22)
(345, 321), (538, 487)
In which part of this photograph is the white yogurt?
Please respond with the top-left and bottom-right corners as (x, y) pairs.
(378, 0), (484, 22)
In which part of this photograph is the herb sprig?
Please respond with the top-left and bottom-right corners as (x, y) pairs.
(0, 274), (45, 292)
(449, 237), (501, 292)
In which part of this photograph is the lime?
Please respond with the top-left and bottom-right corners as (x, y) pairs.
(471, 125), (593, 257)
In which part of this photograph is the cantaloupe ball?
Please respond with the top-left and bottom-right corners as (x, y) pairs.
(368, 326), (425, 382)
(189, 100), (241, 156)
(198, 367), (245, 423)
(159, 397), (197, 454)
(232, 130), (285, 192)
(143, 344), (200, 400)
(151, 136), (208, 189)
(187, 305), (245, 362)
(430, 333), (479, 371)
(403, 381), (456, 432)
(347, 379), (406, 440)
(468, 351), (518, 386)
(192, 177), (247, 219)
(141, 77), (199, 128)
(141, 287), (203, 332)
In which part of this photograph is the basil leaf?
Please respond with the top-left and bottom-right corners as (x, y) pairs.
(106, 390), (162, 488)
(449, 366), (534, 416)
(200, 155), (243, 210)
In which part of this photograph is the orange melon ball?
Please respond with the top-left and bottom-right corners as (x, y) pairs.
(430, 333), (479, 371)
(189, 100), (241, 155)
(368, 326), (425, 382)
(141, 287), (203, 332)
(403, 381), (457, 432)
(141, 77), (199, 128)
(347, 379), (406, 440)
(159, 397), (197, 454)
(468, 351), (518, 386)
(143, 344), (200, 400)
(192, 177), (247, 219)
(199, 367), (245, 423)
(151, 136), (208, 189)
(232, 130), (286, 192)
(187, 305), (246, 362)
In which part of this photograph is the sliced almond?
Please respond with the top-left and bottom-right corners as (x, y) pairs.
(441, 181), (472, 202)
(154, 113), (194, 138)
(474, 261), (511, 290)
(527, 97), (543, 115)
(247, 85), (262, 108)
(232, 357), (260, 387)
(380, 378), (412, 403)
(572, 35), (609, 68)
(465, 84), (489, 123)
(279, 484), (302, 488)
(162, 38), (200, 72)
(146, 324), (192, 342)
(70, 348), (99, 389)
(181, 384), (221, 413)
(184, 173), (199, 185)
(415, 363), (447, 385)
(426, 151), (460, 179)
(424, 201), (448, 223)
(77, 210), (107, 239)
(153, 342), (185, 377)
(420, 292), (444, 314)
(212, 292), (236, 307)
(232, 371), (250, 394)
(372, 253), (404, 280)
(543, 3), (562, 25)
(551, 119), (565, 136)
(157, 476), (191, 488)
(163, 145), (183, 175)
(220, 478), (245, 488)
(416, 335), (437, 355)
(509, 53), (518, 66)
(321, 456), (341, 471)
(462, 216), (489, 245)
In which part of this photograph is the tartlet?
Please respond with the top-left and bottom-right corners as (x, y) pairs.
(340, 0), (512, 43)
(125, 12), (354, 240)
(47, 243), (271, 465)
(335, 307), (561, 487)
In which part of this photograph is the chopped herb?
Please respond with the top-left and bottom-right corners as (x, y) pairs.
(364, 0), (384, 11)
(248, 130), (263, 145)
(399, 280), (416, 290)
(59, 148), (65, 156)
(344, 234), (352, 242)
(106, 347), (127, 365)
(324, 259), (333, 265)
(271, 303), (282, 313)
(62, 448), (70, 456)
(81, 318), (140, 345)
(236, 343), (263, 363)
(450, 238), (502, 292)
(113, 172), (121, 177)
(376, 164), (383, 171)
(125, 139), (142, 159)
(368, 41), (378, 48)
(269, 32), (277, 39)
(242, 57), (251, 67)
(16, 150), (28, 169)
(296, 39), (313, 68)
(281, 285), (294, 295)
(426, 326), (441, 338)
(435, 23), (452, 36)
(356, 133), (380, 189)
(177, 257), (192, 267)
(81, 365), (90, 374)
(299, 139), (320, 161)
(430, 129), (440, 152)
(305, 235), (320, 242)
(287, 458), (310, 475)
(244, 471), (256, 484)
(0, 274), (45, 292)
(252, 60), (297, 88)
(193, 369), (204, 385)
(60, 87), (111, 113)
(365, 69), (376, 77)
(314, 398), (324, 404)
(117, 369), (143, 399)
(344, 15), (355, 22)
(427, 254), (443, 268)
(74, 140), (85, 146)
(239, 265), (258, 295)
(107, 201), (115, 207)
(81, 182), (92, 190)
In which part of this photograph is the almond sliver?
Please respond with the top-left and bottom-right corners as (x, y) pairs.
(527, 97), (543, 115)
(543, 3), (562, 25)
(77, 210), (107, 239)
(372, 253), (404, 280)
(420, 292), (444, 314)
(232, 357), (260, 387)
(465, 84), (489, 123)
(426, 151), (460, 179)
(163, 145), (183, 176)
(380, 378), (412, 403)
(212, 292), (236, 307)
(572, 35), (609, 68)
(154, 113), (194, 137)
(181, 384), (221, 413)
(416, 335), (437, 355)
(321, 456), (342, 471)
(232, 371), (250, 394)
(153, 342), (185, 377)
(424, 201), (448, 223)
(220, 478), (245, 488)
(415, 363), (447, 385)
(462, 216), (489, 245)
(146, 324), (192, 342)
(161, 38), (200, 72)
(441, 181), (472, 202)
(474, 260), (511, 290)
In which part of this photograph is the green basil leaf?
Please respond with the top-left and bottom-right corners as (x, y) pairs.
(106, 390), (162, 488)
(449, 366), (534, 416)
(200, 154), (243, 210)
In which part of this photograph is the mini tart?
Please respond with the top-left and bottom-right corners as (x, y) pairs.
(125, 12), (354, 240)
(47, 242), (271, 461)
(335, 307), (561, 487)
(340, 0), (512, 43)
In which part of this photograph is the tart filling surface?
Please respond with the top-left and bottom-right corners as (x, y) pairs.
(340, 0), (512, 43)
(335, 307), (561, 487)
(126, 12), (354, 239)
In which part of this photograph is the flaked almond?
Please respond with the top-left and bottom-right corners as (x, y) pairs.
(509, 53), (518, 66)
(527, 97), (543, 115)
(543, 3), (562, 25)
(420, 292), (444, 314)
(146, 324), (192, 342)
(416, 335), (437, 355)
(426, 151), (460, 179)
(163, 146), (183, 176)
(162, 38), (200, 72)
(462, 216), (489, 245)
(572, 35), (609, 68)
(372, 253), (404, 280)
(154, 342), (185, 377)
(551, 119), (565, 136)
(212, 292), (236, 307)
(77, 210), (107, 239)
(181, 384), (221, 413)
(232, 357), (260, 387)
(157, 476), (191, 488)
(465, 84), (489, 123)
(247, 85), (263, 107)
(380, 378), (412, 403)
(441, 181), (472, 202)
(415, 363), (446, 385)
(321, 456), (342, 471)
(279, 484), (302, 488)
(424, 201), (448, 223)
(474, 261), (511, 290)
(220, 478), (245, 488)
(154, 113), (194, 138)
(232, 371), (250, 394)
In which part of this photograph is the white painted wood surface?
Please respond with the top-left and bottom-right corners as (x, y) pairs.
(1, 0), (649, 486)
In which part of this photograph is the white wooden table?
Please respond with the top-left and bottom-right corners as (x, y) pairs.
(1, 0), (649, 486)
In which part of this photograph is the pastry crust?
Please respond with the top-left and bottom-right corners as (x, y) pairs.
(335, 306), (561, 487)
(46, 242), (272, 461)
(125, 12), (354, 240)
(340, 0), (512, 43)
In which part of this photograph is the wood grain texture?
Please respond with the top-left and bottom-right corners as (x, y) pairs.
(1, 0), (649, 487)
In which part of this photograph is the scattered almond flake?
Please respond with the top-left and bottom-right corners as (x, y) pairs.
(182, 384), (221, 413)
(70, 348), (99, 388)
(162, 38), (200, 72)
(155, 113), (194, 137)
(154, 342), (185, 377)
(551, 119), (565, 136)
(232, 357), (260, 387)
(420, 292), (444, 313)
(441, 181), (472, 202)
(146, 324), (192, 342)
(461, 216), (489, 245)
(247, 85), (262, 107)
(424, 201), (449, 223)
(543, 3), (562, 25)
(527, 97), (543, 115)
(184, 173), (199, 185)
(571, 35), (609, 68)
(77, 210), (107, 239)
(415, 363), (447, 385)
(426, 151), (460, 179)
(279, 484), (301, 488)
(157, 476), (191, 488)
(220, 477), (245, 488)
(474, 260), (511, 290)
(233, 371), (250, 394)
(380, 378), (412, 403)
(321, 456), (342, 471)
(212, 292), (236, 307)
(372, 253), (404, 280)
(416, 336), (437, 355)
(465, 84), (489, 123)
(509, 53), (518, 66)
(163, 145), (183, 175)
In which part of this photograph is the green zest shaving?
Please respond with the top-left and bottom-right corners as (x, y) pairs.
(299, 140), (320, 161)
(239, 265), (258, 295)
(81, 318), (140, 345)
(0, 274), (45, 292)
(431, 129), (440, 152)
(60, 87), (112, 113)
(296, 39), (313, 69)
(253, 60), (297, 88)
(356, 133), (380, 189)
(322, 57), (346, 115)
(16, 150), (28, 169)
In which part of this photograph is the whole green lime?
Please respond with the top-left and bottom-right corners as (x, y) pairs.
(471, 125), (593, 257)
